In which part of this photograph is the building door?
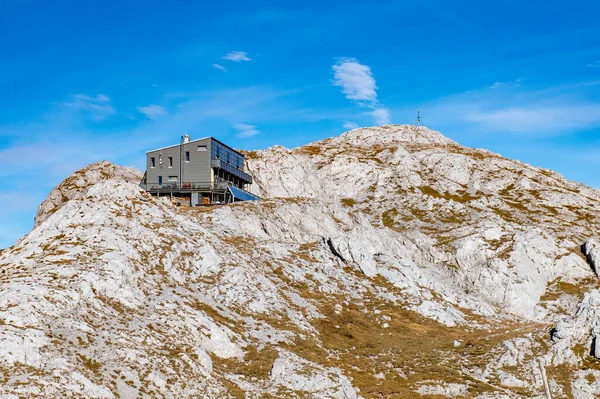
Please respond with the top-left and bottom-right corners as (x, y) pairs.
(158, 176), (162, 185)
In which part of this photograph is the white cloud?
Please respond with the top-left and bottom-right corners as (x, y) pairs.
(370, 108), (391, 125)
(414, 80), (600, 135)
(490, 78), (522, 89)
(0, 86), (300, 247)
(233, 123), (260, 138)
(213, 63), (228, 71)
(343, 121), (359, 130)
(332, 58), (391, 126)
(464, 104), (600, 132)
(222, 51), (251, 62)
(332, 58), (377, 103)
(137, 105), (167, 120)
(65, 94), (115, 121)
(587, 61), (600, 68)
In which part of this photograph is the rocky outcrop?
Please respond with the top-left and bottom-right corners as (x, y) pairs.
(268, 352), (359, 398)
(33, 160), (142, 228)
(583, 238), (600, 276)
(246, 125), (597, 321)
(2, 125), (600, 397)
(552, 290), (600, 362)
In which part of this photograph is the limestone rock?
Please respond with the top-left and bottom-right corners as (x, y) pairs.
(2, 125), (600, 397)
(583, 238), (600, 276)
(33, 161), (142, 228)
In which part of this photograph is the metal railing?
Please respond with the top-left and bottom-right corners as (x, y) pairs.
(211, 159), (253, 183)
(140, 180), (234, 192)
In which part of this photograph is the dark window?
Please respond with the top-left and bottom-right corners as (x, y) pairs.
(185, 151), (190, 162)
(197, 145), (207, 151)
(151, 157), (155, 168)
(168, 157), (173, 168)
(210, 140), (244, 170)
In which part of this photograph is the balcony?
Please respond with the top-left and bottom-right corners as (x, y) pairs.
(211, 159), (253, 184)
(140, 181), (232, 192)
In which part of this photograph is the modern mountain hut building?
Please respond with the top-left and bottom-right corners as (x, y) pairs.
(140, 135), (260, 205)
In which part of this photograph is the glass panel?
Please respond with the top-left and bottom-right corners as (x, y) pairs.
(228, 186), (259, 201)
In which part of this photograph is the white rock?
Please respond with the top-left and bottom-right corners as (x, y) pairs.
(3, 125), (600, 397)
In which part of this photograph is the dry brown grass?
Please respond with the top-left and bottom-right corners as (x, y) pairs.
(213, 347), (280, 379)
(78, 354), (102, 373)
(382, 208), (399, 229)
(241, 150), (261, 160)
(296, 145), (324, 157)
(541, 277), (599, 303)
(340, 198), (357, 207)
(280, 290), (540, 398)
(419, 186), (479, 204)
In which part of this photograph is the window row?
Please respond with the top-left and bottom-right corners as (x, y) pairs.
(210, 141), (244, 169)
(150, 153), (191, 168)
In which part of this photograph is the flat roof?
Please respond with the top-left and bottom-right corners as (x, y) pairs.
(146, 136), (244, 157)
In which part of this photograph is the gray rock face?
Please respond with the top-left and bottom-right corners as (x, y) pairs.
(247, 125), (596, 321)
(552, 290), (600, 360)
(1, 124), (600, 397)
(594, 335), (600, 359)
(33, 161), (142, 228)
(583, 238), (600, 276)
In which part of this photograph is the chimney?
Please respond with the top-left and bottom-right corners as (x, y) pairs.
(183, 134), (190, 144)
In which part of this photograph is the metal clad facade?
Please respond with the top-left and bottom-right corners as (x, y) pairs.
(145, 137), (213, 184)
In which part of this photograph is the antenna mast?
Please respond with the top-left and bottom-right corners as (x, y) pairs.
(417, 110), (421, 126)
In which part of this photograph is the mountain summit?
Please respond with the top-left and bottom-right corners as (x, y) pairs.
(1, 124), (600, 398)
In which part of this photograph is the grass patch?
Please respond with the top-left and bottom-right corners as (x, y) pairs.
(382, 208), (399, 229)
(297, 145), (324, 156)
(282, 293), (539, 398)
(341, 198), (357, 207)
(213, 347), (280, 379)
(419, 186), (479, 203)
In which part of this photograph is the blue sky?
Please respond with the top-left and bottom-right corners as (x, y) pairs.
(1, 0), (600, 248)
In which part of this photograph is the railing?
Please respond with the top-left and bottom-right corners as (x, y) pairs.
(140, 180), (233, 192)
(211, 159), (253, 184)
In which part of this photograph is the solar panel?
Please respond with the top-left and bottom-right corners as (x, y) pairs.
(228, 186), (260, 202)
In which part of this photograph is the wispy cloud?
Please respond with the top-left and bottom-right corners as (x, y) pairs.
(222, 51), (251, 62)
(137, 104), (167, 120)
(64, 94), (115, 121)
(370, 108), (391, 125)
(464, 104), (600, 132)
(490, 78), (523, 89)
(332, 58), (391, 126)
(213, 63), (228, 71)
(332, 58), (377, 103)
(0, 85), (350, 247)
(587, 61), (600, 68)
(343, 121), (359, 130)
(411, 80), (600, 135)
(233, 123), (259, 138)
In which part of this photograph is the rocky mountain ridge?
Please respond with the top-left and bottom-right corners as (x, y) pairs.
(1, 124), (600, 398)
